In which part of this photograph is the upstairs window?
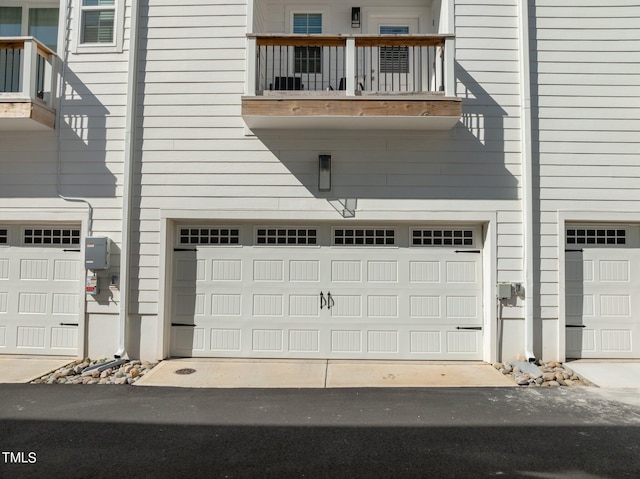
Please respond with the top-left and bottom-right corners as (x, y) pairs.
(293, 13), (322, 74)
(75, 0), (123, 53)
(80, 0), (115, 44)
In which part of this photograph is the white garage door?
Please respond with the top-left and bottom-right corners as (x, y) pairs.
(0, 225), (81, 356)
(566, 225), (640, 358)
(171, 224), (484, 360)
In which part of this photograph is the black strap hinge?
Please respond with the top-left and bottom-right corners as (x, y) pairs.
(566, 324), (586, 328)
(174, 248), (197, 252)
(59, 322), (79, 326)
(455, 250), (481, 254)
(456, 326), (482, 331)
(172, 323), (196, 327)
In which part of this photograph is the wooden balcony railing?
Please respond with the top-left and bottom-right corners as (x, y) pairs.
(247, 34), (456, 97)
(0, 37), (58, 128)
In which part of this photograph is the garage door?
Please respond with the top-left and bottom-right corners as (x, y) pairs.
(171, 224), (484, 360)
(566, 225), (640, 358)
(0, 225), (81, 356)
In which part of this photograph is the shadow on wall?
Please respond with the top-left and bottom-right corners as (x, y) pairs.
(249, 62), (516, 201)
(0, 64), (116, 199)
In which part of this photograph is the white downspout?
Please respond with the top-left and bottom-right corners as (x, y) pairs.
(115, 0), (140, 358)
(518, 0), (536, 362)
(56, 0), (94, 236)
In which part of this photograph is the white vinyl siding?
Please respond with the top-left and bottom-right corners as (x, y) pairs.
(535, 1), (640, 324)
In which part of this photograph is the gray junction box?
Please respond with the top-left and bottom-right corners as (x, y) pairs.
(85, 237), (111, 270)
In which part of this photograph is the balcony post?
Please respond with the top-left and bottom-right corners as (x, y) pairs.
(48, 53), (59, 110)
(444, 36), (455, 97)
(345, 37), (356, 96)
(22, 38), (38, 100)
(246, 36), (257, 96)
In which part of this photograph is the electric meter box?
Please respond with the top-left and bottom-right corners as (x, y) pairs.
(85, 237), (111, 270)
(497, 283), (512, 299)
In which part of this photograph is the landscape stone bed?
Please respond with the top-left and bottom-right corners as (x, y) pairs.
(493, 361), (595, 387)
(31, 358), (159, 385)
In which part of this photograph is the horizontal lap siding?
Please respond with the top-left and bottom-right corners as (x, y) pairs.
(136, 1), (523, 317)
(534, 1), (640, 319)
(457, 0), (523, 318)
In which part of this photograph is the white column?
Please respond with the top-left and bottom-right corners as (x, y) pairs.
(246, 36), (257, 96)
(345, 37), (356, 96)
(444, 37), (455, 97)
(22, 38), (38, 100)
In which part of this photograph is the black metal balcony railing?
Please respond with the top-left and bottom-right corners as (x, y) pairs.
(247, 34), (455, 96)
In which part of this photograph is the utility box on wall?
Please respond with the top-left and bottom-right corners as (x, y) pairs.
(85, 237), (111, 270)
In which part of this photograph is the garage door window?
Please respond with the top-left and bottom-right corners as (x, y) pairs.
(256, 228), (317, 245)
(411, 228), (474, 247)
(567, 228), (626, 245)
(179, 228), (240, 245)
(333, 228), (395, 246)
(0, 228), (7, 245)
(23, 228), (80, 246)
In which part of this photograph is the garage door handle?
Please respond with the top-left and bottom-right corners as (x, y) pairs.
(327, 291), (335, 309)
(320, 292), (327, 309)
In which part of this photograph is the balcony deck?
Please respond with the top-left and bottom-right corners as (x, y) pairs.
(0, 37), (58, 130)
(242, 34), (461, 130)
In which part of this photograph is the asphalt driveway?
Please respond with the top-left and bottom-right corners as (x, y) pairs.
(1, 385), (639, 478)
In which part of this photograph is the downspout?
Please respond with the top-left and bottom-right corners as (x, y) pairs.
(57, 0), (93, 236)
(115, 0), (140, 359)
(518, 0), (536, 362)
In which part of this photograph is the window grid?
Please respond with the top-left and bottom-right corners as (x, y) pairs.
(334, 228), (395, 246)
(293, 13), (322, 75)
(566, 228), (626, 245)
(179, 228), (240, 245)
(23, 228), (81, 246)
(412, 229), (474, 247)
(256, 228), (317, 245)
(81, 0), (116, 44)
(0, 228), (7, 245)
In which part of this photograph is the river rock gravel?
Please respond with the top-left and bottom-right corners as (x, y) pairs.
(31, 358), (159, 385)
(493, 360), (595, 387)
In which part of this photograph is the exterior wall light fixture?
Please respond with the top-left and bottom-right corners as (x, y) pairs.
(319, 154), (331, 191)
(351, 8), (361, 28)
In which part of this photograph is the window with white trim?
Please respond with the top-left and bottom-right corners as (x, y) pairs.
(75, 0), (123, 53)
(293, 13), (322, 74)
